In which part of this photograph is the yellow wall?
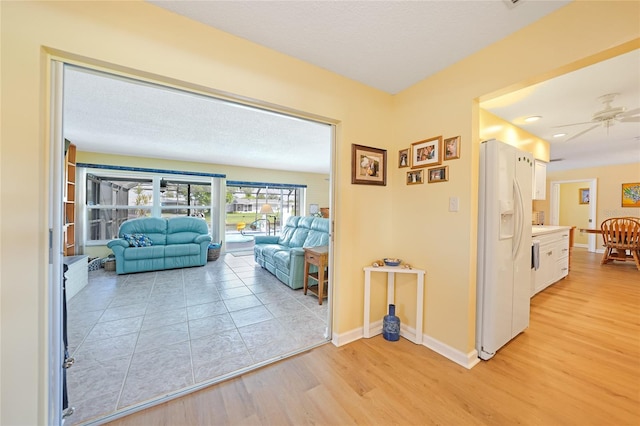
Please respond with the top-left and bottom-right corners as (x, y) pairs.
(1, 0), (639, 423)
(1, 2), (392, 423)
(535, 162), (640, 228)
(559, 182), (592, 245)
(479, 109), (550, 161)
(392, 3), (638, 352)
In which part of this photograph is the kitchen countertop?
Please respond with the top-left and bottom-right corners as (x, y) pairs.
(532, 225), (572, 237)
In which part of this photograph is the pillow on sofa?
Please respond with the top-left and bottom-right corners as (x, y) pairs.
(123, 233), (153, 247)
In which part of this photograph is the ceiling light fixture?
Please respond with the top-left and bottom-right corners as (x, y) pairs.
(524, 116), (542, 123)
(553, 133), (567, 138)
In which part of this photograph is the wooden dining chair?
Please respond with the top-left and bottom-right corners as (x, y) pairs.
(600, 217), (640, 270)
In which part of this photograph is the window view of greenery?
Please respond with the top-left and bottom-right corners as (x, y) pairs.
(86, 173), (212, 242)
(226, 185), (301, 235)
(160, 180), (211, 219)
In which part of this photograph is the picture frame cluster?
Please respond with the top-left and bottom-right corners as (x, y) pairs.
(399, 135), (460, 185)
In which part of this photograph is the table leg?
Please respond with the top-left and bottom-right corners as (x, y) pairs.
(364, 270), (371, 338)
(387, 272), (395, 305)
(303, 260), (310, 295)
(317, 260), (325, 305)
(415, 271), (425, 344)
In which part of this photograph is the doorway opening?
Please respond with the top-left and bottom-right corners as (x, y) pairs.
(50, 60), (335, 425)
(549, 178), (598, 252)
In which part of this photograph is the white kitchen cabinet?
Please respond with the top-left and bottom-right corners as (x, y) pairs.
(532, 227), (570, 296)
(533, 160), (547, 200)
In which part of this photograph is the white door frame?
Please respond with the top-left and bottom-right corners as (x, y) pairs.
(549, 178), (597, 252)
(48, 59), (337, 424)
(48, 59), (65, 426)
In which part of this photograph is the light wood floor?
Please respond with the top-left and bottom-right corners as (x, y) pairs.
(107, 249), (639, 426)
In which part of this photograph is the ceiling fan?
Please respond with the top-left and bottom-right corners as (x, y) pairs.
(554, 93), (640, 142)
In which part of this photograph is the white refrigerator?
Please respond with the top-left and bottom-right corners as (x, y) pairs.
(476, 139), (533, 360)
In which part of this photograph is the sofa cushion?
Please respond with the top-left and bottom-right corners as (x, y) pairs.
(304, 218), (330, 247)
(166, 216), (209, 244)
(123, 245), (165, 260)
(298, 216), (315, 229)
(165, 243), (201, 257)
(262, 244), (288, 259)
(273, 250), (291, 270)
(277, 216), (300, 246)
(119, 217), (168, 246)
(288, 227), (310, 248)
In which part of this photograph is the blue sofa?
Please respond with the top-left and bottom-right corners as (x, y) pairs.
(107, 216), (211, 274)
(254, 216), (330, 289)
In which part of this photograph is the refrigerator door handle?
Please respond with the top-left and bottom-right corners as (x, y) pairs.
(512, 179), (524, 260)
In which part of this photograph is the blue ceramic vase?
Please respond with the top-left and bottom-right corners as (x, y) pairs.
(382, 304), (400, 341)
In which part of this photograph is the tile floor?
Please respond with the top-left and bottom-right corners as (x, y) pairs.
(66, 252), (329, 425)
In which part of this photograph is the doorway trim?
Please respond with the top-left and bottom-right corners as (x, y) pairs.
(48, 55), (337, 425)
(549, 178), (597, 252)
(48, 59), (66, 426)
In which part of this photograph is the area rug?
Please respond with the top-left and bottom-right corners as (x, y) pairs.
(231, 251), (255, 257)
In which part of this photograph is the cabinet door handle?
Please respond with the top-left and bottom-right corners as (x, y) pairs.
(547, 251), (553, 256)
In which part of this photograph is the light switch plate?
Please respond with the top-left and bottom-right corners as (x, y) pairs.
(449, 196), (459, 212)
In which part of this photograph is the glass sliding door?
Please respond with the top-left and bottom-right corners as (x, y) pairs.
(225, 183), (303, 241)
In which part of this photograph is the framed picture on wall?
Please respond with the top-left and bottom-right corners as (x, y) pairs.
(406, 169), (424, 185)
(443, 136), (460, 160)
(351, 144), (387, 186)
(579, 188), (590, 204)
(621, 182), (640, 207)
(428, 165), (449, 183)
(411, 136), (442, 168)
(399, 149), (409, 168)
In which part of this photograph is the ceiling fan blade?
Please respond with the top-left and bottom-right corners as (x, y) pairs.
(619, 107), (640, 118)
(619, 116), (640, 123)
(564, 124), (599, 142)
(552, 121), (595, 128)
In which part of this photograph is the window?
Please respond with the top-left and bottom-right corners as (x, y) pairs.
(86, 174), (153, 241)
(225, 183), (303, 235)
(82, 166), (223, 245)
(160, 179), (210, 219)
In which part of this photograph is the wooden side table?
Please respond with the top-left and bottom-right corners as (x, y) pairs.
(304, 246), (329, 305)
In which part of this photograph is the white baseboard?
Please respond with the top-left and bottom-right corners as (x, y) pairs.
(333, 326), (481, 369)
(331, 327), (362, 346)
(421, 335), (480, 369)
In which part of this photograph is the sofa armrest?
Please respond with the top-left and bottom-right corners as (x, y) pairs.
(289, 247), (305, 256)
(107, 239), (129, 250)
(195, 234), (212, 244)
(254, 235), (280, 244)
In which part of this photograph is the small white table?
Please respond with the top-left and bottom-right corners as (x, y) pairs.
(363, 265), (425, 344)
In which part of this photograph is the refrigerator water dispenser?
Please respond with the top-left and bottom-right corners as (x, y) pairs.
(500, 199), (514, 239)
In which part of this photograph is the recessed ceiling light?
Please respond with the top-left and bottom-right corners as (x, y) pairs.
(553, 133), (567, 138)
(524, 116), (541, 122)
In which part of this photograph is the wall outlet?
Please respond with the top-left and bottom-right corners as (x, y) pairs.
(449, 196), (459, 212)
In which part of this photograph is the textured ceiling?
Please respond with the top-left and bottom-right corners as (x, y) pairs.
(64, 66), (333, 174)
